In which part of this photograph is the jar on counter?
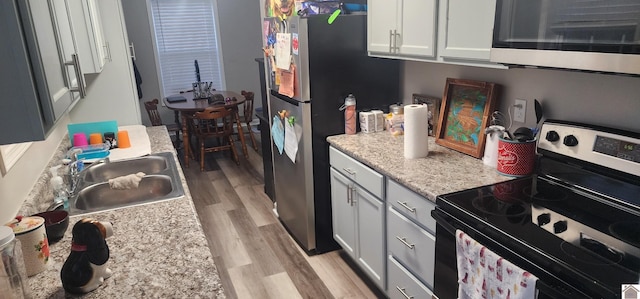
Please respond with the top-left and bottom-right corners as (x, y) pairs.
(386, 103), (404, 136)
(0, 226), (30, 299)
(7, 216), (49, 277)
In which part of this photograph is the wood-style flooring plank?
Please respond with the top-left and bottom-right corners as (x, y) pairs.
(199, 204), (252, 269)
(227, 208), (284, 276)
(227, 263), (270, 299)
(206, 169), (244, 211)
(217, 153), (262, 188)
(263, 272), (304, 299)
(182, 159), (220, 208)
(259, 223), (334, 299)
(305, 250), (379, 299)
(235, 185), (277, 227)
(212, 255), (238, 299)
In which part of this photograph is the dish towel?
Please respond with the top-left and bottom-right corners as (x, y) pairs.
(456, 229), (538, 299)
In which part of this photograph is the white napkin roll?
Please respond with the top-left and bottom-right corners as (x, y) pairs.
(404, 104), (429, 159)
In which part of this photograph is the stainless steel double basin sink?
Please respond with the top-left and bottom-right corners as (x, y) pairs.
(68, 152), (185, 215)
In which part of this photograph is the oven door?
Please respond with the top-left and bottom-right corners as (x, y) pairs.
(431, 207), (592, 299)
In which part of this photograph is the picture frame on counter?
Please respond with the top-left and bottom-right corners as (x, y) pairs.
(435, 78), (499, 158)
(412, 93), (441, 136)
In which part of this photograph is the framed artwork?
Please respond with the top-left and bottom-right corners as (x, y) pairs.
(412, 94), (441, 136)
(435, 78), (499, 158)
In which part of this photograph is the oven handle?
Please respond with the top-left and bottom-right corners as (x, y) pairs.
(431, 207), (591, 299)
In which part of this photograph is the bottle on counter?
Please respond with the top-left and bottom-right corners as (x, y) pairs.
(49, 165), (69, 211)
(341, 94), (357, 135)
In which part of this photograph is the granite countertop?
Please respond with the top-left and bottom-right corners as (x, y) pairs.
(327, 132), (512, 201)
(22, 126), (225, 298)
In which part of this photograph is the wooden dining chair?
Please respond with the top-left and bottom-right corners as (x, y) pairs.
(240, 90), (258, 151)
(188, 106), (239, 171)
(144, 99), (181, 148)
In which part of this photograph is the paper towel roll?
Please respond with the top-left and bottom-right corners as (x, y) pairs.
(404, 104), (429, 159)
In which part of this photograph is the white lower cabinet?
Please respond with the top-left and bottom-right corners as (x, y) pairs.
(388, 255), (435, 299)
(329, 147), (439, 296)
(329, 149), (385, 291)
(386, 179), (437, 297)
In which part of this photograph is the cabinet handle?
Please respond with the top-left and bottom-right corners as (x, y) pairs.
(347, 184), (352, 205)
(65, 54), (87, 98)
(394, 31), (401, 52)
(389, 30), (393, 53)
(396, 236), (415, 249)
(342, 168), (356, 176)
(349, 185), (356, 206)
(397, 201), (416, 213)
(129, 42), (136, 61)
(104, 42), (112, 62)
(395, 286), (414, 299)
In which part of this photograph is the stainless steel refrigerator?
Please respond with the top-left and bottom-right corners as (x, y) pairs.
(266, 14), (399, 254)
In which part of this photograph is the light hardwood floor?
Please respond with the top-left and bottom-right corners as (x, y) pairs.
(180, 138), (385, 299)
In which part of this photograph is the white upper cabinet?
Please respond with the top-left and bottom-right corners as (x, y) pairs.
(68, 0), (109, 73)
(438, 0), (496, 62)
(44, 0), (85, 116)
(368, 0), (506, 68)
(368, 0), (437, 58)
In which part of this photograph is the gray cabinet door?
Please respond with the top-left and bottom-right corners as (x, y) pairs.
(355, 184), (385, 290)
(330, 168), (357, 258)
(0, 0), (78, 145)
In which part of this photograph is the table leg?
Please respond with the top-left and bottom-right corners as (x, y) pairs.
(181, 112), (190, 168)
(234, 108), (249, 159)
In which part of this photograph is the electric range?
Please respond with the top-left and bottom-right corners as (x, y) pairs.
(433, 120), (640, 299)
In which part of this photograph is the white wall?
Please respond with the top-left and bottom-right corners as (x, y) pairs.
(121, 0), (169, 126)
(402, 62), (640, 132)
(70, 0), (141, 126)
(215, 0), (264, 112)
(0, 115), (69, 223)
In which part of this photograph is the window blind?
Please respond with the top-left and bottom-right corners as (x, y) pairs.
(150, 0), (223, 96)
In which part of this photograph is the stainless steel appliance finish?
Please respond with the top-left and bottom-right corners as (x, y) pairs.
(433, 120), (640, 299)
(491, 0), (640, 75)
(270, 91), (315, 249)
(266, 14), (400, 253)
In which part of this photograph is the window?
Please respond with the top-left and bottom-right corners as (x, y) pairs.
(0, 143), (32, 176)
(150, 0), (224, 97)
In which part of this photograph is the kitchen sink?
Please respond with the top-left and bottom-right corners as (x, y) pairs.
(81, 155), (168, 183)
(68, 152), (184, 215)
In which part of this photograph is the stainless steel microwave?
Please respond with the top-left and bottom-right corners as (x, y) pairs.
(490, 0), (640, 75)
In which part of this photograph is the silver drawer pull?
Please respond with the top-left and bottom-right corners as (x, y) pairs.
(396, 236), (415, 249)
(397, 201), (416, 213)
(343, 168), (356, 176)
(396, 286), (414, 299)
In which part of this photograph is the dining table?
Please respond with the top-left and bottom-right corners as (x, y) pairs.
(164, 90), (248, 168)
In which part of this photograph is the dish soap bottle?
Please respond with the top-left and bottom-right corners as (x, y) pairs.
(49, 165), (69, 210)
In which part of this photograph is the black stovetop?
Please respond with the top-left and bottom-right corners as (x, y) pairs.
(437, 172), (640, 297)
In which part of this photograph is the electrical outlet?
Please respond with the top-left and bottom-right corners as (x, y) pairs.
(514, 99), (526, 123)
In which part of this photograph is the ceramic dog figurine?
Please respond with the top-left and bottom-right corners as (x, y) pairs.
(61, 218), (113, 294)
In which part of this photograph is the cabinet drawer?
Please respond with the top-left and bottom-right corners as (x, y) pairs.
(329, 146), (384, 198)
(387, 179), (437, 233)
(387, 206), (436, 288)
(387, 255), (435, 299)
